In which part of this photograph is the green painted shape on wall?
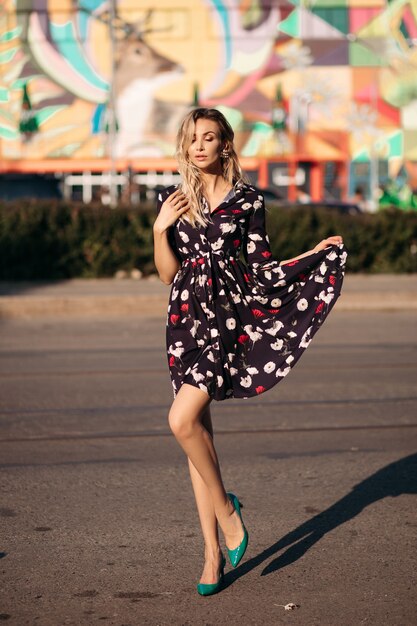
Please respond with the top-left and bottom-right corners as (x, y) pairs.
(0, 47), (18, 64)
(278, 9), (299, 37)
(216, 105), (243, 130)
(0, 125), (18, 140)
(241, 123), (273, 157)
(399, 19), (409, 40)
(349, 42), (387, 67)
(36, 106), (66, 127)
(352, 148), (370, 162)
(49, 22), (109, 92)
(12, 77), (40, 90)
(386, 131), (403, 158)
(313, 0), (347, 7)
(312, 8), (349, 34)
(0, 26), (22, 42)
(0, 88), (9, 102)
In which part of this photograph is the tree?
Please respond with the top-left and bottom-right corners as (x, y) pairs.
(19, 83), (39, 140)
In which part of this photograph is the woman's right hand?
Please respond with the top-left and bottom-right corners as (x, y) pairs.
(154, 189), (190, 234)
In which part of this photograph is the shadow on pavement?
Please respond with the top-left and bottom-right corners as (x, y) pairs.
(0, 281), (71, 296)
(224, 453), (417, 586)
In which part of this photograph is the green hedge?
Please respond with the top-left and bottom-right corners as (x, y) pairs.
(0, 200), (155, 280)
(1, 200), (416, 279)
(266, 205), (417, 273)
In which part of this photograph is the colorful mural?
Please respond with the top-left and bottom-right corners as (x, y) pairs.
(0, 0), (417, 168)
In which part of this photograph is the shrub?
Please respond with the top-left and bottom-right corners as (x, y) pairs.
(266, 205), (417, 273)
(0, 200), (416, 280)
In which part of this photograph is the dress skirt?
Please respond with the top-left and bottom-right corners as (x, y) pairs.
(158, 184), (347, 401)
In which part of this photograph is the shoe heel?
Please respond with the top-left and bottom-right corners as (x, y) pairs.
(226, 492), (249, 568)
(196, 553), (226, 597)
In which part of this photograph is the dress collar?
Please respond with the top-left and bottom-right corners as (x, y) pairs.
(204, 181), (246, 216)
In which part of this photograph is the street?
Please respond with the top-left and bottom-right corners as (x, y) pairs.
(1, 310), (416, 625)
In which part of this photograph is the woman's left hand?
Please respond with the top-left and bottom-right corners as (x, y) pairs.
(313, 235), (343, 253)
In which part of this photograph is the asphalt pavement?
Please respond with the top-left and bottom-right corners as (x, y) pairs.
(1, 273), (417, 318)
(0, 279), (416, 625)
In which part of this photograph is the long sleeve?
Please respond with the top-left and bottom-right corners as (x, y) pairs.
(242, 195), (288, 292)
(242, 193), (345, 295)
(156, 185), (181, 262)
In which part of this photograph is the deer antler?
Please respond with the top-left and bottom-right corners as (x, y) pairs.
(133, 9), (153, 32)
(78, 5), (171, 39)
(132, 9), (168, 38)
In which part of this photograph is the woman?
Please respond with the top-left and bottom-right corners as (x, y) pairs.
(153, 108), (347, 596)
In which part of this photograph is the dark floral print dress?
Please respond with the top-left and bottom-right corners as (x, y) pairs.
(157, 183), (347, 401)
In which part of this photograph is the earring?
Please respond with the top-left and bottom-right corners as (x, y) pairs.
(221, 149), (229, 159)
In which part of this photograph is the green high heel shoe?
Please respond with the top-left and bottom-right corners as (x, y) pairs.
(197, 553), (226, 597)
(226, 492), (249, 568)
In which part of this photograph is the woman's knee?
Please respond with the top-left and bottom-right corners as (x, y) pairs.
(168, 408), (195, 440)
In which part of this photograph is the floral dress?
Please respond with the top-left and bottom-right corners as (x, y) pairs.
(157, 183), (347, 401)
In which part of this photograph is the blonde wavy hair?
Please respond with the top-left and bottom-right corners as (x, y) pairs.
(176, 108), (247, 228)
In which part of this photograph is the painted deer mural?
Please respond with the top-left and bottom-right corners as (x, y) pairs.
(14, 1), (186, 156)
(106, 10), (186, 157)
(10, 0), (287, 157)
(2, 0), (415, 162)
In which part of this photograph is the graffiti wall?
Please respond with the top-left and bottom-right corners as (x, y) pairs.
(0, 0), (416, 165)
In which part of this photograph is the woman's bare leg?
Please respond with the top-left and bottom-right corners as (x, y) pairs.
(168, 383), (244, 554)
(188, 406), (222, 584)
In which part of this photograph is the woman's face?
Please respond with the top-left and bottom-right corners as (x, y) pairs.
(187, 118), (224, 171)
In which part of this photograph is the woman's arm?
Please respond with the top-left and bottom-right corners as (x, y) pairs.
(244, 194), (344, 267)
(153, 228), (180, 285)
(279, 236), (344, 266)
(153, 189), (189, 285)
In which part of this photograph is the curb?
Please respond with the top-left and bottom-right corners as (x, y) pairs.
(0, 295), (168, 319)
(1, 293), (416, 319)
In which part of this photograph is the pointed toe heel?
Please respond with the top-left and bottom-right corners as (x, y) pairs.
(226, 492), (249, 568)
(197, 554), (226, 597)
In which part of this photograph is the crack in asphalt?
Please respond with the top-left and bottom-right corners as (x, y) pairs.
(1, 422), (417, 444)
(1, 361), (416, 378)
(1, 395), (416, 416)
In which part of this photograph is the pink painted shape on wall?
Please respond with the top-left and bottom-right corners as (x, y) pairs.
(205, 66), (265, 108)
(402, 5), (417, 38)
(354, 82), (374, 100)
(349, 8), (381, 34)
